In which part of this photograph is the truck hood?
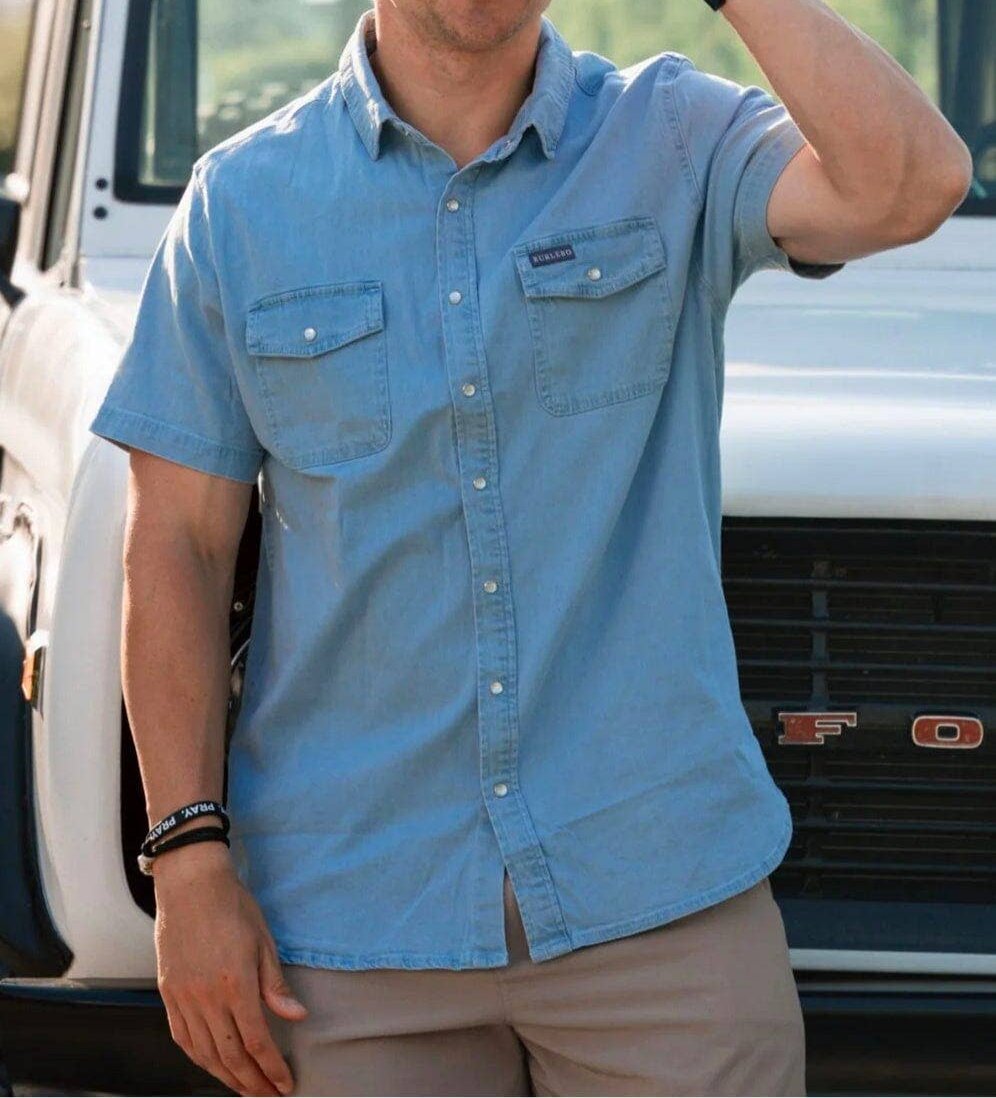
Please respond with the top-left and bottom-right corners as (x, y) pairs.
(721, 266), (996, 520)
(85, 257), (996, 521)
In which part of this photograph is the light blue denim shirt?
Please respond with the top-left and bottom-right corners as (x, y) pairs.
(90, 10), (842, 969)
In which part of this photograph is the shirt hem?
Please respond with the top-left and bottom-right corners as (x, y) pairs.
(532, 811), (794, 962)
(268, 814), (793, 971)
(273, 943), (511, 972)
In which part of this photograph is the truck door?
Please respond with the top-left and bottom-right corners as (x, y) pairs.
(0, 0), (93, 978)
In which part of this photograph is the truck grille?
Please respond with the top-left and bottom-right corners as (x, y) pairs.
(721, 518), (996, 940)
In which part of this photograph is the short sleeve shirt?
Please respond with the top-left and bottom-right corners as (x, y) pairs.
(90, 9), (842, 968)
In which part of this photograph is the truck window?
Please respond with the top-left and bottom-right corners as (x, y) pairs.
(114, 0), (995, 216)
(0, 0), (37, 178)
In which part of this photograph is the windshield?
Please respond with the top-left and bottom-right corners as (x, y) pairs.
(115, 0), (995, 215)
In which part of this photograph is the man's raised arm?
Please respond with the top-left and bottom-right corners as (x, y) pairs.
(718, 0), (973, 266)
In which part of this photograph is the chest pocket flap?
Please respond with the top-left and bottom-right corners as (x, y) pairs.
(244, 281), (391, 470)
(246, 282), (384, 357)
(512, 217), (675, 417)
(514, 217), (667, 300)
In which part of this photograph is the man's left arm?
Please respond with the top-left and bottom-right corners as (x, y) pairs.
(719, 0), (974, 266)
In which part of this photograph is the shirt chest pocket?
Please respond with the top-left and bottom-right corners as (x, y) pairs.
(244, 281), (391, 470)
(513, 217), (676, 416)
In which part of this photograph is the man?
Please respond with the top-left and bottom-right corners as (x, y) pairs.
(89, 0), (971, 1094)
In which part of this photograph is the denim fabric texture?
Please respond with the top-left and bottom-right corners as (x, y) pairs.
(89, 9), (841, 969)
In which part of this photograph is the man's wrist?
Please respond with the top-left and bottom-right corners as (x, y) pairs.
(150, 835), (234, 885)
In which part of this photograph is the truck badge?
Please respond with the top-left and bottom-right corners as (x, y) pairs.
(777, 711), (858, 745)
(910, 715), (984, 749)
(776, 710), (985, 748)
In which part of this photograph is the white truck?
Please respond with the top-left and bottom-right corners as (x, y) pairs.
(0, 0), (993, 1093)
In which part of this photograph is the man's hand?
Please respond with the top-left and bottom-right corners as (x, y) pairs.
(152, 842), (309, 1096)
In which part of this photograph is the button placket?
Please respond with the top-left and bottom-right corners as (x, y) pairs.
(435, 169), (569, 959)
(437, 181), (517, 776)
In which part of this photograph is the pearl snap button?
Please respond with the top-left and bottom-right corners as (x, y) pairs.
(446, 198), (460, 212)
(473, 476), (487, 490)
(483, 580), (498, 593)
(462, 382), (476, 397)
(303, 327), (318, 341)
(490, 680), (504, 695)
(493, 782), (509, 797)
(449, 290), (462, 305)
(586, 267), (602, 282)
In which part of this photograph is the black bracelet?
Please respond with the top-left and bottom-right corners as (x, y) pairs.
(138, 824), (231, 876)
(703, 0), (726, 9)
(141, 799), (230, 858)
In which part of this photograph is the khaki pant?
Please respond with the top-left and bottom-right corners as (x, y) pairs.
(269, 871), (806, 1096)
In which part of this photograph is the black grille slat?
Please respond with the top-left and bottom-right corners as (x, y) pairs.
(725, 577), (996, 595)
(824, 677), (994, 704)
(776, 778), (996, 795)
(722, 517), (996, 912)
(778, 858), (996, 877)
(739, 656), (990, 674)
(734, 616), (996, 637)
(791, 819), (996, 837)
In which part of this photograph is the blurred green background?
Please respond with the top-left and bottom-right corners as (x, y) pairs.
(549, 0), (936, 91)
(1, 0), (33, 174)
(1, 0), (938, 178)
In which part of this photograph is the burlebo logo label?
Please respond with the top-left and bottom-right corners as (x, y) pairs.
(528, 244), (576, 267)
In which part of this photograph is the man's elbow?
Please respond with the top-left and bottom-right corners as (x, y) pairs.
(879, 137), (974, 247)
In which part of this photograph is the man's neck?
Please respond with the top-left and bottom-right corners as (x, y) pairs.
(368, 6), (543, 169)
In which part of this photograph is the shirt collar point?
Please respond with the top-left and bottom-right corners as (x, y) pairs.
(528, 19), (574, 159)
(339, 9), (388, 161)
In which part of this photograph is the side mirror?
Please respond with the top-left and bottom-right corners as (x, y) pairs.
(0, 184), (25, 309)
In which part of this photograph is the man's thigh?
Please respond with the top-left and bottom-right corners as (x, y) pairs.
(500, 876), (806, 1097)
(268, 960), (530, 1097)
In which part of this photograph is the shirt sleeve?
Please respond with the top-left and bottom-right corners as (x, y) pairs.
(668, 60), (845, 307)
(88, 161), (265, 483)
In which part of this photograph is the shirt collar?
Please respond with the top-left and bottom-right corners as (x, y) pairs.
(338, 8), (575, 162)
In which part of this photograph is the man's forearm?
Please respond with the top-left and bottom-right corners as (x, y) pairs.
(122, 535), (233, 841)
(721, 0), (972, 226)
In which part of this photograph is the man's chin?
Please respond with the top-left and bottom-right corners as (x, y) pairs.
(410, 0), (547, 52)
